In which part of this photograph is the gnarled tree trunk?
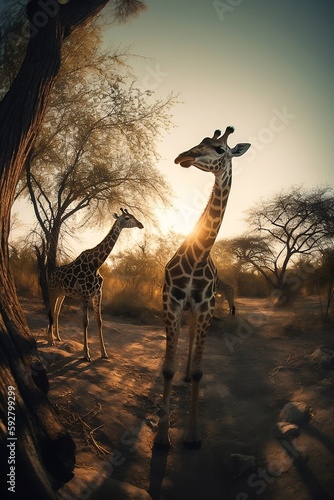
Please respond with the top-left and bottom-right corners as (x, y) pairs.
(0, 1), (126, 497)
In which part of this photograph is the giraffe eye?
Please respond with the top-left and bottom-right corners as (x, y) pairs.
(214, 146), (225, 155)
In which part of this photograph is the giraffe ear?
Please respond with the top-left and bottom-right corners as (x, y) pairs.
(113, 213), (119, 219)
(230, 143), (251, 157)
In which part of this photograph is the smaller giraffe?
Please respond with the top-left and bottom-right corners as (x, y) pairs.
(215, 277), (235, 315)
(47, 208), (143, 361)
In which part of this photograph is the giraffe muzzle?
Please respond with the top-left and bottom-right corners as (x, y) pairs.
(174, 154), (195, 168)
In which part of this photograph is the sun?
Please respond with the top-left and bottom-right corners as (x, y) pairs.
(157, 205), (199, 237)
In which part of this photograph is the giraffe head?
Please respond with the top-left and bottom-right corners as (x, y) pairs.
(174, 126), (250, 173)
(113, 208), (144, 229)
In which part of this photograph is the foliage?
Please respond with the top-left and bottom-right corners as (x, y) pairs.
(0, 11), (27, 97)
(107, 0), (146, 22)
(11, 22), (175, 305)
(229, 186), (334, 300)
(9, 245), (39, 297)
(19, 23), (173, 248)
(102, 231), (183, 314)
(211, 239), (240, 294)
(212, 239), (272, 298)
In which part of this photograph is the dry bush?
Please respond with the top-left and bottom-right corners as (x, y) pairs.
(101, 235), (181, 317)
(10, 247), (40, 298)
(101, 259), (164, 317)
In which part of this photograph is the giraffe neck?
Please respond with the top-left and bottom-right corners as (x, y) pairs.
(182, 165), (232, 263)
(85, 221), (122, 269)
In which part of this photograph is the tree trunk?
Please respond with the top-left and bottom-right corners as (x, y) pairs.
(0, 1), (115, 497)
(35, 216), (63, 310)
(47, 217), (62, 277)
(35, 239), (50, 310)
(26, 152), (61, 309)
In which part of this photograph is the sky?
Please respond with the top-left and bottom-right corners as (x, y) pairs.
(102, 0), (334, 239)
(3, 0), (334, 255)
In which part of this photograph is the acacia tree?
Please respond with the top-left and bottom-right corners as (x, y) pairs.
(230, 186), (334, 300)
(17, 23), (173, 306)
(211, 238), (241, 285)
(0, 1), (145, 497)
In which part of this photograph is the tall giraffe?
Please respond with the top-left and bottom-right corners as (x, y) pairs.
(215, 276), (236, 316)
(47, 208), (143, 361)
(154, 127), (250, 448)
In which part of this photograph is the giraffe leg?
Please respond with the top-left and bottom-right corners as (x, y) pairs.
(47, 293), (58, 346)
(54, 295), (65, 341)
(225, 288), (235, 316)
(184, 313), (196, 383)
(184, 306), (214, 448)
(154, 310), (181, 448)
(82, 299), (91, 362)
(92, 293), (108, 359)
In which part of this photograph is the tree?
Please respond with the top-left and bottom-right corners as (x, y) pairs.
(0, 1), (145, 497)
(17, 22), (173, 307)
(231, 186), (334, 302)
(211, 238), (241, 286)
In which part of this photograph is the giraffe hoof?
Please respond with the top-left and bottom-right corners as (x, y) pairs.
(83, 356), (92, 362)
(102, 354), (109, 359)
(162, 369), (174, 380)
(183, 439), (202, 450)
(191, 370), (203, 382)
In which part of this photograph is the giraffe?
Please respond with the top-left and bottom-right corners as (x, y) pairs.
(47, 208), (144, 361)
(154, 126), (250, 448)
(215, 276), (236, 316)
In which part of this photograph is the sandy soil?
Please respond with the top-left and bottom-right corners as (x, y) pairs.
(24, 295), (334, 500)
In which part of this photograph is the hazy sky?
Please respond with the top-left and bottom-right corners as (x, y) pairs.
(105, 0), (334, 238)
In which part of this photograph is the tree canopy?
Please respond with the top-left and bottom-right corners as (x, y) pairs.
(230, 186), (334, 298)
(22, 24), (173, 236)
(11, 21), (175, 306)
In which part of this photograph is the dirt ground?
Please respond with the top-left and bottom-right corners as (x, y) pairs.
(24, 295), (334, 500)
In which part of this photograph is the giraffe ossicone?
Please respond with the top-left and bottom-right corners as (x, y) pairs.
(47, 208), (143, 361)
(154, 126), (250, 449)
